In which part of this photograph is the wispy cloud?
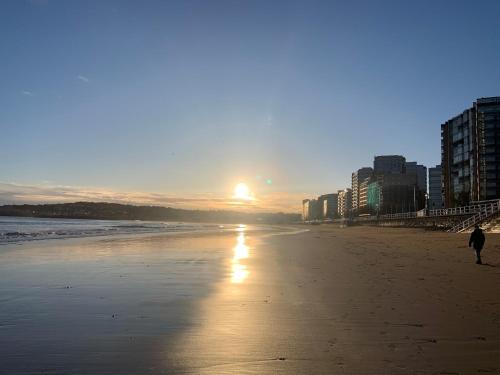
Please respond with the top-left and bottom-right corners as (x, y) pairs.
(27, 0), (49, 5)
(77, 75), (89, 83)
(0, 182), (304, 213)
(21, 90), (34, 96)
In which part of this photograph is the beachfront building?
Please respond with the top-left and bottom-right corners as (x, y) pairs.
(371, 155), (427, 213)
(316, 196), (326, 220)
(318, 193), (339, 219)
(351, 167), (373, 213)
(367, 180), (381, 214)
(377, 173), (425, 213)
(302, 199), (321, 221)
(406, 162), (427, 194)
(302, 199), (309, 221)
(374, 155), (406, 175)
(441, 97), (500, 207)
(358, 178), (371, 214)
(338, 188), (352, 217)
(429, 165), (443, 210)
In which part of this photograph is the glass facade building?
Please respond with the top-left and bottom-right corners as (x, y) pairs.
(367, 181), (381, 213)
(441, 97), (500, 207)
(406, 162), (427, 194)
(428, 165), (443, 209)
(374, 155), (406, 175)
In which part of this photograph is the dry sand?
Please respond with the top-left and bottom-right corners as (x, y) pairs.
(1, 226), (500, 374)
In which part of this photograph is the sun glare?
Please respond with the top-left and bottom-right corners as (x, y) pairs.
(232, 232), (249, 283)
(234, 183), (252, 200)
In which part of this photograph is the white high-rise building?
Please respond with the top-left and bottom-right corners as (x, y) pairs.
(351, 167), (373, 212)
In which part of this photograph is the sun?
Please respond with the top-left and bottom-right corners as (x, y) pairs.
(234, 183), (252, 200)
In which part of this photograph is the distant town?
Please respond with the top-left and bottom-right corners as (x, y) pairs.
(303, 97), (500, 223)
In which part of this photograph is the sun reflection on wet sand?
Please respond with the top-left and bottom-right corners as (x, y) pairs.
(231, 231), (249, 283)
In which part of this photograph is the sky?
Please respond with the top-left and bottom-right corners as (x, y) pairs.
(1, 0), (500, 212)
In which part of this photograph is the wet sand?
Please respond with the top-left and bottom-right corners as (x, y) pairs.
(2, 226), (500, 373)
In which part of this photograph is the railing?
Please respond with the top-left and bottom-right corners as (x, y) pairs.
(375, 199), (500, 221)
(427, 199), (500, 217)
(449, 200), (500, 233)
(312, 200), (500, 230)
(381, 211), (417, 220)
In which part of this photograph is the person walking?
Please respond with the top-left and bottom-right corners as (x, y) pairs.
(469, 224), (486, 265)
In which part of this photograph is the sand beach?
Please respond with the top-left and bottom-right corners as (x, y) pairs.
(1, 225), (500, 374)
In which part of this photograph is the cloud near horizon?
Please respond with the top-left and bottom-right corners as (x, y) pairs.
(0, 182), (305, 213)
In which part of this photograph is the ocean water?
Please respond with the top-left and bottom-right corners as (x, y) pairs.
(0, 216), (241, 244)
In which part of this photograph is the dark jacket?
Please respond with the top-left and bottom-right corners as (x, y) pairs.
(469, 228), (485, 250)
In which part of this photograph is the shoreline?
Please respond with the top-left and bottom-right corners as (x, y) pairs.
(0, 215), (297, 246)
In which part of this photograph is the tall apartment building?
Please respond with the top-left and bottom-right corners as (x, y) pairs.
(441, 97), (500, 207)
(351, 167), (373, 212)
(318, 193), (339, 219)
(302, 199), (309, 221)
(374, 155), (406, 175)
(358, 178), (371, 213)
(428, 165), (443, 210)
(316, 195), (326, 220)
(406, 162), (427, 194)
(338, 188), (352, 217)
(302, 199), (320, 221)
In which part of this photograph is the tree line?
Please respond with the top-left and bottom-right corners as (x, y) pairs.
(0, 202), (301, 224)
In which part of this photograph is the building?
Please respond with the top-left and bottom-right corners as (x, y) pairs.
(358, 177), (371, 213)
(441, 97), (500, 207)
(374, 155), (406, 175)
(316, 195), (326, 220)
(302, 199), (309, 221)
(428, 165), (443, 210)
(441, 107), (472, 207)
(351, 167), (373, 212)
(406, 162), (427, 194)
(378, 173), (424, 213)
(302, 199), (320, 221)
(367, 180), (381, 213)
(338, 188), (352, 217)
(371, 155), (427, 213)
(361, 173), (425, 214)
(318, 193), (339, 219)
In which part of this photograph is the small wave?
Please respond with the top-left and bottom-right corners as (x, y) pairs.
(3, 231), (30, 237)
(113, 224), (156, 229)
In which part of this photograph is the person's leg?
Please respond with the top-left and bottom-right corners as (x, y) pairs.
(475, 249), (482, 264)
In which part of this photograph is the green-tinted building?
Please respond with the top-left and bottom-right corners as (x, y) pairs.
(367, 181), (381, 213)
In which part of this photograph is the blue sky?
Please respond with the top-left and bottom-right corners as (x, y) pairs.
(1, 0), (500, 211)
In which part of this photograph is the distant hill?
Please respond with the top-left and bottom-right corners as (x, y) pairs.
(0, 202), (301, 224)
